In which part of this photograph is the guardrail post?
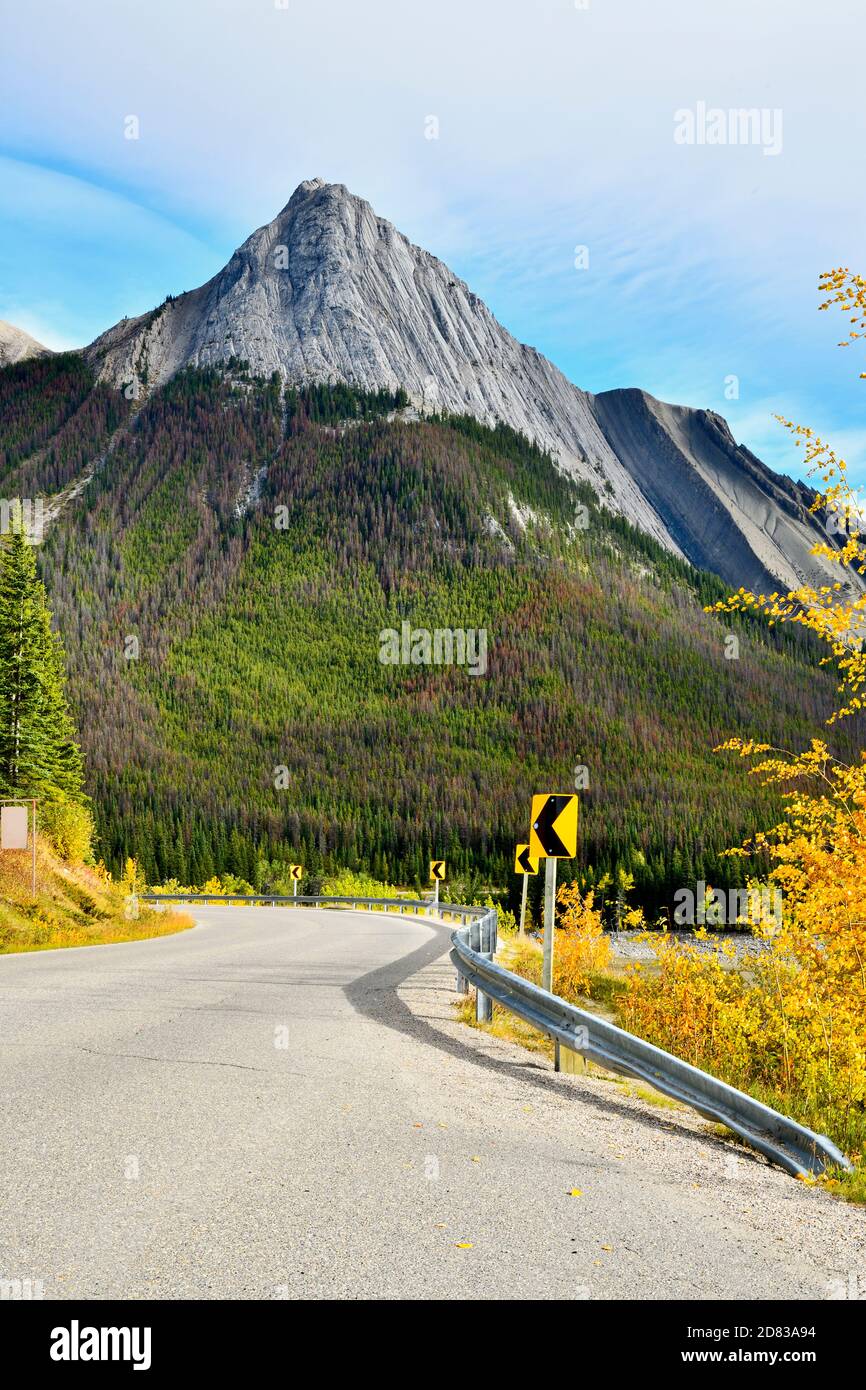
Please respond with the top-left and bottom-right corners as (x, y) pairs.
(471, 915), (493, 1023)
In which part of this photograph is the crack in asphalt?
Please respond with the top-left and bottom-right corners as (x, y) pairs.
(76, 1046), (269, 1073)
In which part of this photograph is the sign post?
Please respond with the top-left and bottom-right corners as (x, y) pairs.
(290, 864), (303, 899)
(542, 859), (558, 991)
(514, 843), (539, 934)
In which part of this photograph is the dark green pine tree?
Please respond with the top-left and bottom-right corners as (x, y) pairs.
(0, 525), (85, 800)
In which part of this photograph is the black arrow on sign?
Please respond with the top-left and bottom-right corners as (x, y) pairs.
(532, 795), (573, 857)
(516, 845), (536, 874)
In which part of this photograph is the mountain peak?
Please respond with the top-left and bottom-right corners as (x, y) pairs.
(283, 176), (342, 209)
(0, 319), (50, 367)
(80, 182), (853, 594)
(85, 182), (665, 538)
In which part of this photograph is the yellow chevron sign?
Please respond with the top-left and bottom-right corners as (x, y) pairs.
(529, 793), (578, 859)
(430, 860), (446, 882)
(290, 865), (303, 881)
(514, 843), (539, 875)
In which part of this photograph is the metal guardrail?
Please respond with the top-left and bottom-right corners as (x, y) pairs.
(144, 891), (848, 1179)
(140, 892), (480, 920)
(450, 917), (850, 1180)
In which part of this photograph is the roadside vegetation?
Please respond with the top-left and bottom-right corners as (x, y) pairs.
(0, 844), (191, 953)
(146, 865), (403, 899)
(0, 516), (191, 952)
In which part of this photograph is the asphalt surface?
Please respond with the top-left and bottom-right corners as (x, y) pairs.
(0, 905), (863, 1300)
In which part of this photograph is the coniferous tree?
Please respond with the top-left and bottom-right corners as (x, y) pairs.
(4, 364), (859, 901)
(0, 524), (85, 801)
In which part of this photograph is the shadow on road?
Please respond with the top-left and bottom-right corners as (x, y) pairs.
(342, 916), (763, 1169)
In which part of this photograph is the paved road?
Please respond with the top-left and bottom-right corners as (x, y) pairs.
(0, 906), (863, 1300)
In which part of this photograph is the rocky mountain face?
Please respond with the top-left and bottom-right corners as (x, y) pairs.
(85, 178), (844, 594)
(0, 320), (49, 368)
(590, 390), (836, 595)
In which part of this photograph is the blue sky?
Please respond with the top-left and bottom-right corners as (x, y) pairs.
(1, 0), (864, 481)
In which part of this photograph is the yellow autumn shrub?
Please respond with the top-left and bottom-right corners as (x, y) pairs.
(620, 933), (760, 1087)
(551, 882), (611, 998)
(503, 882), (610, 1000)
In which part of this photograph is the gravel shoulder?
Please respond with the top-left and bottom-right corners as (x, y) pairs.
(391, 928), (866, 1299)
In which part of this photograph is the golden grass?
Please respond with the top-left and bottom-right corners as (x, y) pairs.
(821, 1165), (866, 1205)
(453, 991), (553, 1055)
(0, 841), (193, 953)
(618, 1080), (683, 1110)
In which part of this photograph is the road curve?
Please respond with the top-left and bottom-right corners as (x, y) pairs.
(0, 905), (863, 1300)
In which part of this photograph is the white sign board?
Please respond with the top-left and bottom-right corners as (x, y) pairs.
(1, 805), (29, 850)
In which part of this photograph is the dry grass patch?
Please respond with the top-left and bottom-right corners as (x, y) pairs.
(0, 842), (193, 953)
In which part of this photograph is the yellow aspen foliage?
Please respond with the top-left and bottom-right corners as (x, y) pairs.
(623, 271), (866, 1162)
(121, 857), (144, 895)
(550, 882), (611, 998)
